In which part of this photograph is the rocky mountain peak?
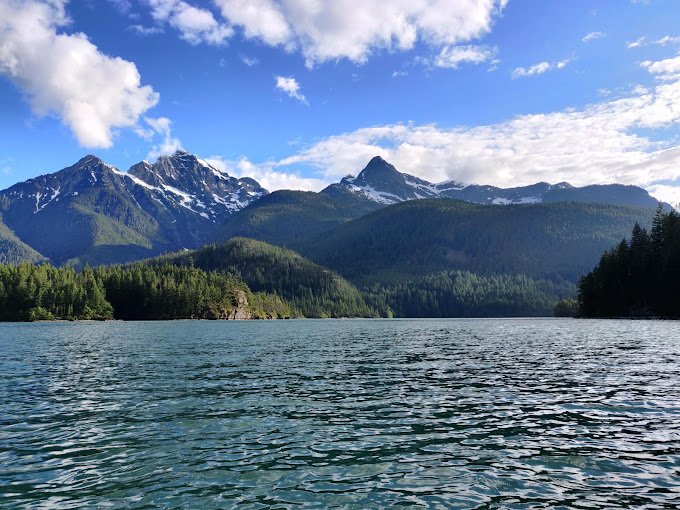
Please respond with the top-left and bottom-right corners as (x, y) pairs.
(355, 156), (402, 183)
(126, 151), (268, 221)
(74, 154), (105, 167)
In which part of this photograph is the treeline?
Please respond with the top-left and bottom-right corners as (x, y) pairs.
(579, 207), (680, 317)
(366, 270), (576, 317)
(0, 262), (292, 321)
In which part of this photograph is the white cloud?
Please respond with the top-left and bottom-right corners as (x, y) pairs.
(205, 156), (326, 191)
(512, 58), (570, 78)
(148, 0), (232, 45)
(144, 117), (184, 160)
(129, 24), (164, 36)
(155, 0), (507, 66)
(433, 44), (496, 69)
(240, 55), (259, 67)
(628, 35), (680, 49)
(582, 31), (604, 43)
(108, 0), (133, 14)
(655, 35), (680, 46)
(642, 55), (680, 78)
(627, 36), (646, 48)
(213, 0), (291, 47)
(0, 0), (159, 148)
(512, 61), (551, 78)
(241, 55), (680, 199)
(646, 184), (680, 207)
(275, 75), (307, 104)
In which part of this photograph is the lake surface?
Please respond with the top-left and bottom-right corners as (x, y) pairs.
(1, 319), (680, 508)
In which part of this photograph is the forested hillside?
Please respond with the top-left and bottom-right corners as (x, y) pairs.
(300, 200), (655, 284)
(579, 207), (680, 318)
(212, 190), (381, 249)
(208, 198), (657, 317)
(0, 219), (46, 265)
(156, 237), (376, 318)
(365, 271), (575, 317)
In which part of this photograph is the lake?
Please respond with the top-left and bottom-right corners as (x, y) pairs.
(1, 319), (680, 508)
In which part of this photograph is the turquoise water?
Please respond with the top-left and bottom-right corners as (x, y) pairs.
(1, 319), (680, 508)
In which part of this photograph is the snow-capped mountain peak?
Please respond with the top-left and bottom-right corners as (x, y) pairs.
(0, 152), (270, 262)
(329, 156), (663, 209)
(124, 151), (267, 221)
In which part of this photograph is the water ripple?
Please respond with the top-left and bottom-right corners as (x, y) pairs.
(1, 319), (680, 508)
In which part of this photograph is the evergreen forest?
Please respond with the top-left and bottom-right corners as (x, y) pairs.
(579, 207), (680, 317)
(0, 262), (291, 321)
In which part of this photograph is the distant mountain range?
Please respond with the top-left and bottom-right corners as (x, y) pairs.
(0, 151), (266, 265)
(0, 151), (666, 267)
(325, 156), (662, 209)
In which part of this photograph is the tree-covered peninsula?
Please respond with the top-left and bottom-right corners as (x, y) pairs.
(0, 263), (291, 321)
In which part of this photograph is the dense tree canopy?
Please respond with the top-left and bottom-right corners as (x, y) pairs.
(366, 270), (576, 318)
(0, 262), (292, 321)
(0, 264), (112, 321)
(157, 237), (376, 318)
(579, 207), (680, 317)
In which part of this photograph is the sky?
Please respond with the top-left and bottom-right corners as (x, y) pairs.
(2, 0), (680, 204)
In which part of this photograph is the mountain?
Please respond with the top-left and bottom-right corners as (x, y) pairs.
(0, 151), (267, 265)
(329, 156), (458, 203)
(212, 195), (657, 316)
(127, 151), (266, 221)
(301, 199), (657, 284)
(212, 189), (382, 249)
(330, 156), (663, 209)
(153, 237), (375, 318)
(0, 153), (665, 274)
(293, 199), (658, 317)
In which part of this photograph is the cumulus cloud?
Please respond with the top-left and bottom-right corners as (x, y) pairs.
(0, 0), (159, 148)
(582, 31), (604, 42)
(144, 117), (184, 160)
(213, 0), (291, 47)
(512, 58), (570, 78)
(275, 76), (307, 104)
(642, 55), (680, 78)
(148, 0), (232, 45)
(433, 44), (496, 69)
(646, 184), (680, 207)
(231, 53), (680, 198)
(205, 156), (326, 191)
(153, 0), (507, 66)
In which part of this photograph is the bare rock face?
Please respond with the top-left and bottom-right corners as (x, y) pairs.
(229, 290), (252, 320)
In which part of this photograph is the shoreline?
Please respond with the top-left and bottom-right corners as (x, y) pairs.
(3, 315), (678, 324)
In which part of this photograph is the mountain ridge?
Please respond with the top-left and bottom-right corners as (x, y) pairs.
(0, 151), (268, 265)
(0, 153), (667, 267)
(326, 156), (663, 209)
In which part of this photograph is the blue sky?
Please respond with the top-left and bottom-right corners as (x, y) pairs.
(2, 0), (680, 203)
